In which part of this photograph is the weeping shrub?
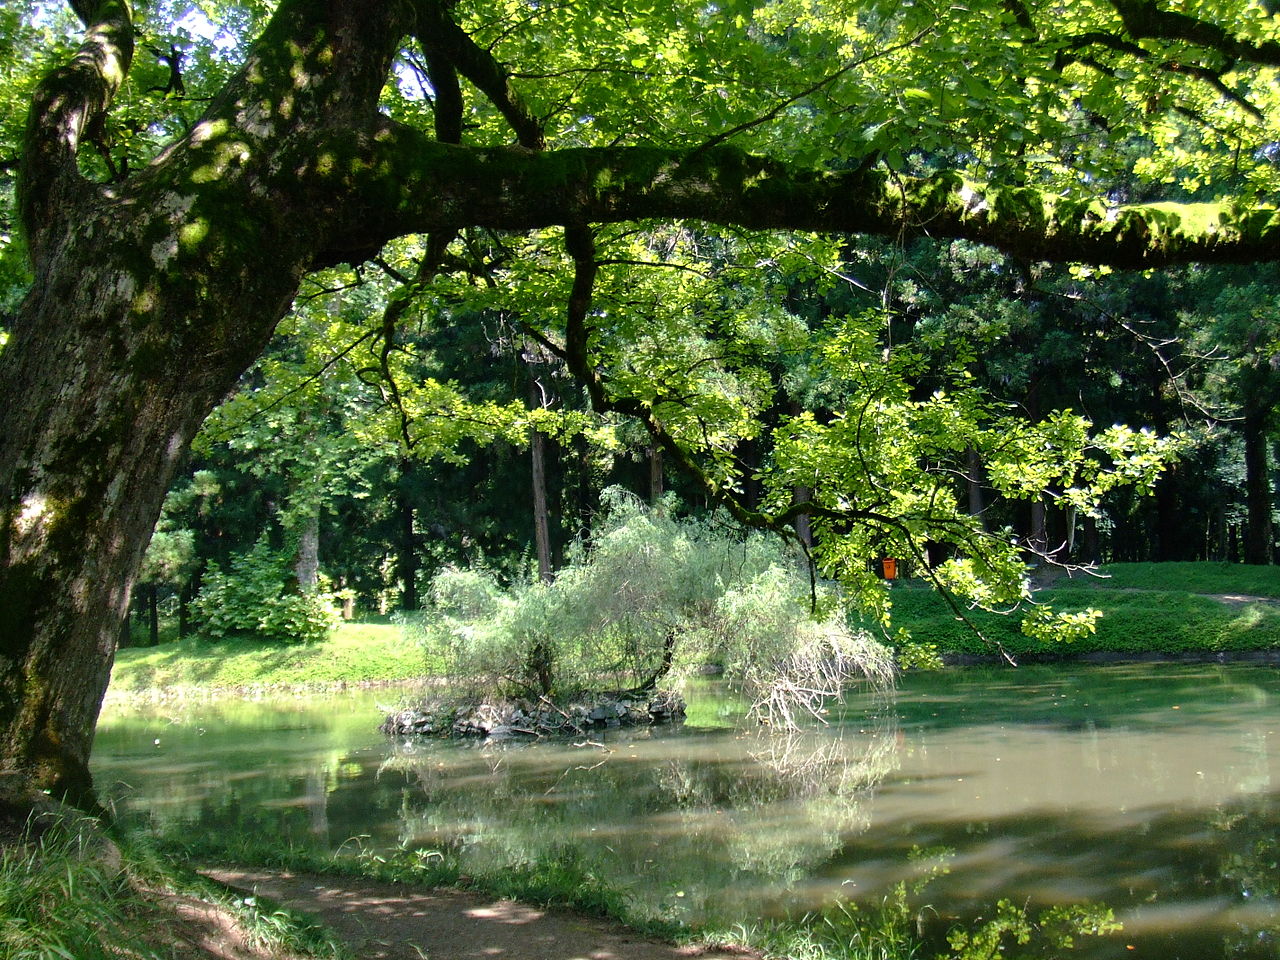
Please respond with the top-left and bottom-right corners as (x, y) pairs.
(192, 537), (339, 644)
(409, 489), (894, 723)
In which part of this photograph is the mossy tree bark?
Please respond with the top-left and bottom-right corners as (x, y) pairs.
(5, 0), (1280, 810)
(0, 0), (411, 807)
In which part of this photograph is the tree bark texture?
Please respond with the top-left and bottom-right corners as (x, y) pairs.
(1, 0), (411, 805)
(293, 509), (321, 592)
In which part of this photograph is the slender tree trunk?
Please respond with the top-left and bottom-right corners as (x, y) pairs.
(966, 446), (986, 526)
(528, 369), (554, 584)
(736, 438), (762, 510)
(1029, 499), (1048, 558)
(294, 509), (321, 592)
(397, 459), (419, 612)
(1080, 514), (1100, 564)
(146, 585), (160, 646)
(531, 429), (553, 583)
(1243, 409), (1274, 565)
(792, 485), (814, 549)
(178, 579), (194, 638)
(1153, 466), (1186, 561)
(648, 445), (664, 504)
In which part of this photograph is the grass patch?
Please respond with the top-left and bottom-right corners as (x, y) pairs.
(109, 621), (440, 697)
(0, 818), (153, 960)
(0, 814), (346, 960)
(1085, 561), (1280, 598)
(878, 562), (1280, 661)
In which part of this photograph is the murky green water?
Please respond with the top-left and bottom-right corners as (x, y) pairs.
(93, 664), (1279, 958)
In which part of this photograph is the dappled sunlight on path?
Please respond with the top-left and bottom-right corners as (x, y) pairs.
(207, 869), (762, 960)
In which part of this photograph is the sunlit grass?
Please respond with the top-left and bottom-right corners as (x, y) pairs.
(875, 562), (1280, 660)
(0, 818), (150, 960)
(109, 621), (439, 698)
(1089, 561), (1280, 597)
(0, 815), (347, 960)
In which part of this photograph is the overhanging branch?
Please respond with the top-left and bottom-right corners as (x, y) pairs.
(328, 128), (1280, 270)
(1107, 0), (1280, 67)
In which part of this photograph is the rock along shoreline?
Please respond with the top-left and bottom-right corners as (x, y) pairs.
(380, 690), (686, 741)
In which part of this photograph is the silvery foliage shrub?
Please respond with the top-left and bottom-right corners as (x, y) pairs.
(193, 536), (340, 644)
(411, 489), (893, 721)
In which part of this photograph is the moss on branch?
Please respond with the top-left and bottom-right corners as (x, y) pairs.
(325, 126), (1280, 269)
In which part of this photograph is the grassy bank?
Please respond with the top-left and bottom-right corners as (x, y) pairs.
(0, 815), (346, 960)
(881, 561), (1280, 661)
(108, 622), (435, 699)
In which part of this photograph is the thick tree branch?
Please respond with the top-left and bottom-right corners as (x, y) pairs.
(414, 0), (545, 149)
(1108, 0), (1280, 66)
(422, 45), (464, 144)
(318, 128), (1280, 270)
(19, 0), (133, 256)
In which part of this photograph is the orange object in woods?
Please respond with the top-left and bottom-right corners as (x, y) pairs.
(882, 558), (897, 580)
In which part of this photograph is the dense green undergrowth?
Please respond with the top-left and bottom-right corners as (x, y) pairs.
(880, 562), (1280, 662)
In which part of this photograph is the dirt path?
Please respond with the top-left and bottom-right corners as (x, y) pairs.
(1205, 592), (1280, 608)
(206, 868), (762, 960)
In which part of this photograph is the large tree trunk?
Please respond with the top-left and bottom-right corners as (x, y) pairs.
(0, 215), (300, 808)
(0, 0), (408, 809)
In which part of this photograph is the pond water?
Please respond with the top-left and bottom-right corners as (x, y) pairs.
(93, 664), (1279, 959)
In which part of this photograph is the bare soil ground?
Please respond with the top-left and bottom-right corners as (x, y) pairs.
(204, 868), (763, 960)
(135, 888), (281, 960)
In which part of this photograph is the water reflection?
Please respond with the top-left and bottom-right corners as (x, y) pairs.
(377, 713), (900, 922)
(93, 665), (1280, 958)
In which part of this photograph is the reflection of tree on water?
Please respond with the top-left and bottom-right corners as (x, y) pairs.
(1212, 795), (1279, 960)
(383, 711), (901, 924)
